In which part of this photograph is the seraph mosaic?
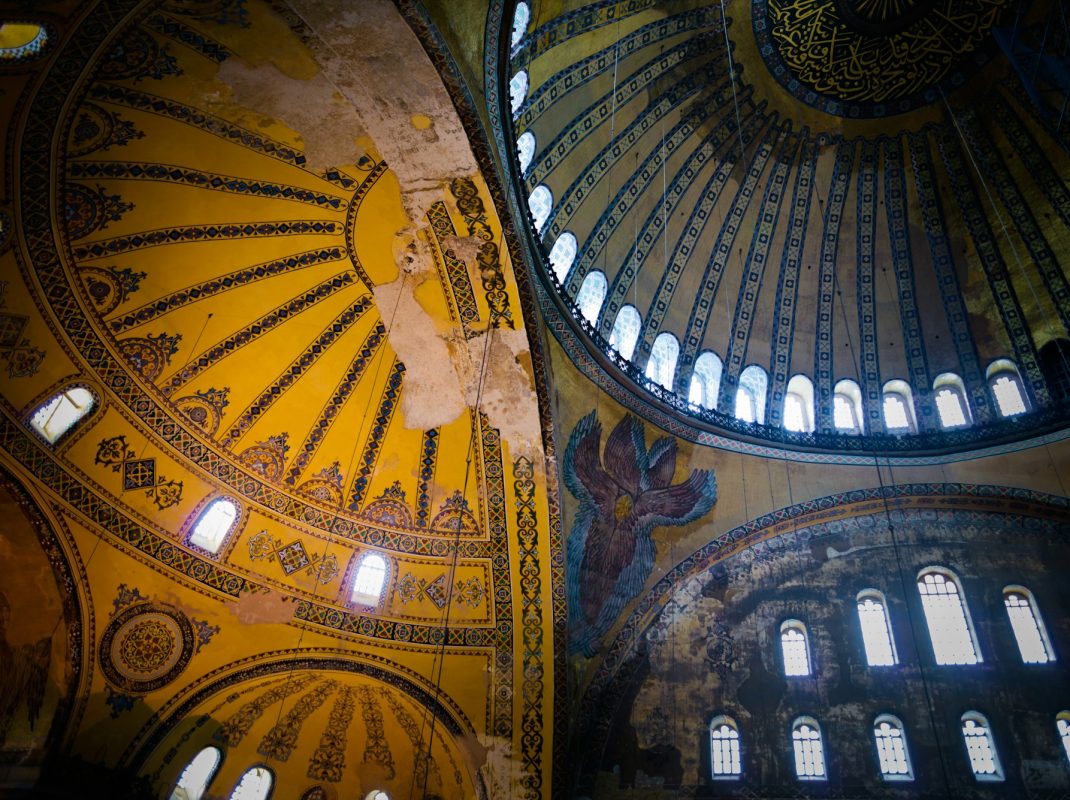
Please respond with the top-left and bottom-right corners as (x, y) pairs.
(563, 412), (717, 656)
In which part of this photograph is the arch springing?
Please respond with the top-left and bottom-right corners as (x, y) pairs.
(857, 590), (897, 666)
(30, 386), (95, 443)
(645, 333), (679, 390)
(527, 185), (552, 236)
(608, 305), (641, 361)
(986, 359), (1029, 417)
(575, 271), (606, 324)
(190, 498), (239, 554)
(229, 767), (273, 800)
(516, 131), (535, 175)
(961, 713), (1003, 781)
(709, 715), (742, 779)
(780, 620), (811, 676)
(1003, 586), (1055, 664)
(689, 352), (722, 410)
(170, 746), (222, 800)
(548, 232), (577, 282)
(351, 553), (388, 605)
(917, 569), (980, 665)
(873, 715), (913, 781)
(791, 718), (826, 780)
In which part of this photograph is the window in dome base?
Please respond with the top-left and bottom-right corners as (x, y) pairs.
(351, 553), (388, 606)
(689, 352), (722, 410)
(170, 747), (222, 800)
(229, 767), (273, 800)
(189, 498), (240, 554)
(608, 305), (641, 361)
(645, 333), (679, 390)
(575, 271), (606, 324)
(30, 386), (95, 443)
(933, 373), (971, 429)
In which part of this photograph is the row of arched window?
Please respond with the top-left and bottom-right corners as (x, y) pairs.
(170, 746), (393, 799)
(707, 710), (1070, 782)
(778, 569), (1056, 676)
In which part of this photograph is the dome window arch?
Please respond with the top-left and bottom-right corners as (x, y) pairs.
(689, 352), (723, 410)
(736, 365), (768, 424)
(527, 184), (552, 237)
(509, 69), (528, 117)
(961, 712), (1003, 781)
(709, 714), (742, 779)
(0, 23), (49, 61)
(169, 746), (222, 800)
(933, 372), (971, 429)
(783, 374), (814, 433)
(350, 552), (389, 606)
(833, 379), (864, 434)
(917, 568), (981, 665)
(1002, 585), (1055, 664)
(575, 271), (607, 325)
(608, 305), (641, 361)
(780, 619), (812, 677)
(645, 332), (679, 390)
(873, 714), (913, 781)
(364, 792), (391, 800)
(791, 717), (827, 781)
(29, 385), (96, 444)
(548, 232), (577, 283)
(881, 380), (917, 433)
(986, 359), (1030, 417)
(1057, 712), (1070, 765)
(189, 497), (240, 555)
(516, 131), (536, 176)
(856, 589), (897, 666)
(229, 766), (274, 800)
(510, 1), (530, 49)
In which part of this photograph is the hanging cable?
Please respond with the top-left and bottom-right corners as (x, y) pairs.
(719, 0), (748, 167)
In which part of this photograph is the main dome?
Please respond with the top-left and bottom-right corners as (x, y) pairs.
(500, 0), (1070, 457)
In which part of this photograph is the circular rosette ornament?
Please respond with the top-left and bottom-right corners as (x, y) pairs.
(99, 603), (195, 693)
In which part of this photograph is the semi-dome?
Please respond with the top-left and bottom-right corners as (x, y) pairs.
(503, 0), (1070, 457)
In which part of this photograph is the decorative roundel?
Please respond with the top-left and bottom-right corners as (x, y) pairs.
(99, 603), (194, 693)
(752, 0), (1017, 118)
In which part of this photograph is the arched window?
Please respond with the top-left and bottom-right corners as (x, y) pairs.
(688, 352), (722, 410)
(30, 386), (95, 443)
(1003, 586), (1055, 664)
(857, 590), (897, 666)
(170, 746), (222, 800)
(364, 792), (390, 800)
(780, 620), (811, 676)
(1039, 339), (1070, 400)
(229, 766), (274, 800)
(575, 271), (606, 325)
(882, 380), (916, 433)
(608, 305), (641, 361)
(961, 713), (1003, 781)
(189, 498), (239, 554)
(736, 365), (768, 424)
(873, 715), (913, 781)
(833, 379), (864, 434)
(791, 717), (826, 780)
(351, 553), (388, 605)
(548, 232), (577, 282)
(527, 184), (552, 236)
(510, 1), (530, 48)
(986, 359), (1029, 417)
(509, 70), (528, 116)
(783, 374), (814, 433)
(933, 372), (971, 429)
(709, 715), (742, 779)
(1057, 712), (1070, 765)
(0, 23), (48, 60)
(917, 569), (980, 665)
(516, 131), (535, 176)
(645, 333), (679, 390)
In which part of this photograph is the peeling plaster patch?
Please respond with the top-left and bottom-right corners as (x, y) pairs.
(216, 58), (366, 171)
(226, 589), (294, 624)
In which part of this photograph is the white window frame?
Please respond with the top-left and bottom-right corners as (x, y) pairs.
(833, 379), (864, 434)
(645, 333), (679, 390)
(780, 619), (812, 677)
(933, 372), (972, 429)
(708, 714), (742, 780)
(961, 712), (1003, 782)
(783, 374), (814, 433)
(575, 271), (607, 325)
(1002, 585), (1055, 664)
(608, 304), (641, 361)
(917, 568), (981, 666)
(737, 365), (768, 424)
(689, 352), (723, 410)
(986, 359), (1030, 417)
(873, 714), (913, 781)
(857, 590), (898, 667)
(881, 379), (916, 433)
(791, 716), (827, 781)
(548, 232), (577, 283)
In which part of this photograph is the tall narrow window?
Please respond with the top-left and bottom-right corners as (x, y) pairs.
(780, 620), (811, 676)
(548, 232), (577, 282)
(645, 333), (679, 390)
(608, 305), (641, 361)
(689, 352), (722, 410)
(229, 767), (274, 800)
(833, 379), (864, 434)
(791, 718), (827, 780)
(527, 185), (552, 236)
(170, 746), (222, 800)
(737, 365), (768, 424)
(709, 716), (742, 779)
(509, 70), (528, 116)
(961, 713), (1003, 781)
(510, 1), (530, 48)
(917, 569), (980, 665)
(575, 271), (606, 324)
(1057, 712), (1070, 765)
(873, 715), (913, 781)
(351, 553), (388, 605)
(882, 380), (916, 433)
(933, 373), (971, 429)
(189, 498), (239, 554)
(1003, 587), (1055, 664)
(783, 375), (814, 433)
(516, 131), (535, 175)
(987, 359), (1029, 417)
(30, 386), (95, 443)
(857, 591), (897, 666)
